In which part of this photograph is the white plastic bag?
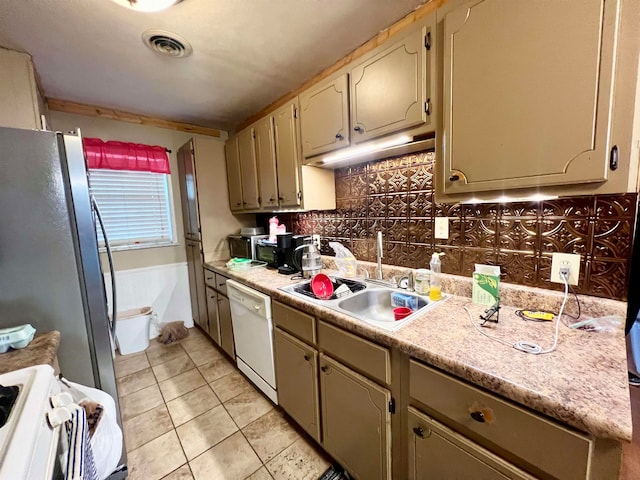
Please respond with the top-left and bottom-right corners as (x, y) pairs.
(329, 242), (357, 277)
(58, 379), (123, 480)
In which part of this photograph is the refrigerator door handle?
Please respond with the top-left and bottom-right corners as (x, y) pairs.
(91, 195), (117, 337)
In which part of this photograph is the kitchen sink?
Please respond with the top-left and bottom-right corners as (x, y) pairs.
(280, 277), (447, 331)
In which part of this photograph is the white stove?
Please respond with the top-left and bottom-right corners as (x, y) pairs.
(0, 364), (60, 479)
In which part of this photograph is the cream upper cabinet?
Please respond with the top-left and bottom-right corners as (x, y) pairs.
(350, 25), (430, 144)
(441, 0), (621, 195)
(0, 48), (47, 130)
(299, 73), (350, 157)
(236, 127), (261, 210)
(224, 137), (244, 212)
(273, 101), (302, 208)
(253, 116), (279, 209)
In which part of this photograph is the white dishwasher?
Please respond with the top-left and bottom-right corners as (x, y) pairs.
(226, 280), (278, 404)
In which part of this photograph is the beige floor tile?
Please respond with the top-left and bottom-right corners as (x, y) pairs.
(161, 464), (194, 480)
(245, 466), (274, 480)
(153, 354), (196, 382)
(198, 357), (236, 383)
(189, 431), (262, 480)
(166, 384), (220, 426)
(120, 384), (164, 421)
(115, 350), (145, 364)
(159, 368), (207, 402)
(224, 389), (274, 429)
(123, 404), (174, 451)
(115, 352), (151, 378)
(210, 371), (254, 402)
(147, 343), (189, 367)
(265, 438), (330, 480)
(117, 367), (157, 397)
(127, 430), (187, 480)
(242, 410), (300, 463)
(176, 404), (238, 460)
(184, 342), (224, 366)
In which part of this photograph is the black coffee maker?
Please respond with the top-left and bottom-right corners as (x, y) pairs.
(276, 233), (310, 274)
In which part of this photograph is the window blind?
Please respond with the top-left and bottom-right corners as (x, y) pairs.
(88, 169), (173, 248)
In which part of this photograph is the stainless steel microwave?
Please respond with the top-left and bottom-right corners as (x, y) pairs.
(228, 234), (267, 259)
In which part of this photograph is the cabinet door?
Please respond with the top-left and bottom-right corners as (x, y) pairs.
(185, 241), (200, 328)
(273, 101), (302, 208)
(176, 146), (191, 237)
(237, 128), (261, 210)
(179, 141), (201, 240)
(194, 248), (208, 330)
(408, 408), (533, 480)
(205, 286), (221, 345)
(217, 294), (235, 358)
(320, 354), (391, 480)
(299, 73), (350, 157)
(274, 328), (320, 442)
(0, 49), (41, 130)
(254, 116), (279, 209)
(224, 137), (244, 212)
(442, 0), (619, 194)
(350, 27), (427, 143)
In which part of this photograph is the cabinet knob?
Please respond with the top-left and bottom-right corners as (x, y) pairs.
(303, 354), (310, 361)
(449, 174), (460, 182)
(412, 426), (425, 438)
(236, 202), (242, 206)
(470, 411), (486, 423)
(278, 196), (285, 201)
(335, 133), (343, 140)
(320, 365), (328, 373)
(353, 126), (363, 133)
(269, 197), (275, 202)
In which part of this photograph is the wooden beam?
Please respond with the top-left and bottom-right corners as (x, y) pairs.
(236, 0), (446, 131)
(47, 98), (222, 138)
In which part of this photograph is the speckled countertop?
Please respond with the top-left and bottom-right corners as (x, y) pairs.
(206, 260), (632, 442)
(0, 330), (60, 375)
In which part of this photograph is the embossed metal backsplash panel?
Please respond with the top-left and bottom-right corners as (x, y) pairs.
(284, 152), (636, 300)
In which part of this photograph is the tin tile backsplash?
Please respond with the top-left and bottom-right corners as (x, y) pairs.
(265, 152), (637, 301)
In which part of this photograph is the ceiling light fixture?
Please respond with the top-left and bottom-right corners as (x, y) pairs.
(111, 0), (182, 12)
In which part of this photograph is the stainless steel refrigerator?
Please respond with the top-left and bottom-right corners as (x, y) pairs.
(0, 126), (127, 479)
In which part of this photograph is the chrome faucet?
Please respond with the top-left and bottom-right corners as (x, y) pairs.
(376, 231), (383, 280)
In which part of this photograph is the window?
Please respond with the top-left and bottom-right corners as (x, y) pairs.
(89, 169), (175, 249)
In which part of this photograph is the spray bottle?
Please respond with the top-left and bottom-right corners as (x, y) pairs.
(429, 252), (445, 301)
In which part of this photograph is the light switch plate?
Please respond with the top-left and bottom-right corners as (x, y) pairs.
(550, 252), (580, 285)
(434, 217), (449, 239)
(312, 234), (321, 249)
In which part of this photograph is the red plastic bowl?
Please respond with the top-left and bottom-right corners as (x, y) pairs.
(393, 307), (412, 321)
(311, 273), (334, 300)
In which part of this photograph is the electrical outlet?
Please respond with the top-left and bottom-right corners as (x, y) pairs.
(550, 252), (580, 285)
(312, 234), (321, 249)
(434, 217), (449, 239)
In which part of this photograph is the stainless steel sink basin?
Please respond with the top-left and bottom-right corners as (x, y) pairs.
(279, 278), (447, 331)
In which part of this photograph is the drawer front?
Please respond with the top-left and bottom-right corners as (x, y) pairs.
(318, 320), (390, 385)
(273, 301), (316, 345)
(204, 268), (216, 289)
(409, 360), (592, 480)
(214, 273), (228, 296)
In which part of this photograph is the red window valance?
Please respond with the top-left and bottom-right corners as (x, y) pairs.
(82, 138), (171, 174)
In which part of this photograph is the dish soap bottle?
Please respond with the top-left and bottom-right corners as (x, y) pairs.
(429, 253), (444, 301)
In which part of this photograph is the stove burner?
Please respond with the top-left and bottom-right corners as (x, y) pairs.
(0, 385), (19, 428)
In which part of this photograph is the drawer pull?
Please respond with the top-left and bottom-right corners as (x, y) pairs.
(413, 426), (425, 438)
(470, 411), (486, 423)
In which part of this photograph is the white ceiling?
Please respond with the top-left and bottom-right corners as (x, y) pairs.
(0, 0), (428, 131)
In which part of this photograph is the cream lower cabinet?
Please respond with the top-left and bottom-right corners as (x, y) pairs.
(273, 328), (321, 442)
(204, 286), (221, 345)
(217, 290), (234, 359)
(440, 0), (624, 196)
(408, 407), (532, 480)
(319, 354), (392, 480)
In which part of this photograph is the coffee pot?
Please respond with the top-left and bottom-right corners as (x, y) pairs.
(293, 239), (322, 278)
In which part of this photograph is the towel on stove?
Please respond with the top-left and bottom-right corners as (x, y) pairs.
(64, 404), (99, 480)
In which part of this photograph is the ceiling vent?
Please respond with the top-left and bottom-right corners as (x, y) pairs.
(142, 30), (192, 58)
